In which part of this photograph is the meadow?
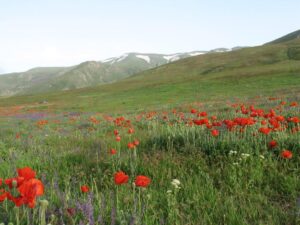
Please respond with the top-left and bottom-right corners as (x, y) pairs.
(0, 38), (300, 225)
(0, 95), (299, 225)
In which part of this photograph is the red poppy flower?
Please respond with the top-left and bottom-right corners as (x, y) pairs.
(114, 171), (129, 185)
(16, 178), (45, 208)
(133, 139), (140, 146)
(128, 128), (134, 134)
(290, 102), (298, 107)
(127, 142), (135, 149)
(0, 178), (2, 186)
(261, 120), (267, 125)
(193, 118), (209, 126)
(288, 117), (300, 123)
(211, 116), (217, 121)
(280, 101), (286, 105)
(114, 130), (119, 136)
(80, 185), (89, 193)
(275, 116), (285, 122)
(281, 150), (292, 159)
(259, 127), (271, 135)
(198, 111), (207, 117)
(0, 189), (7, 202)
(116, 136), (121, 142)
(110, 148), (117, 155)
(5, 177), (25, 189)
(135, 175), (151, 188)
(190, 109), (197, 114)
(211, 129), (219, 137)
(17, 167), (36, 181)
(269, 140), (277, 149)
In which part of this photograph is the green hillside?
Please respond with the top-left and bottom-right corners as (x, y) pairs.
(0, 52), (208, 96)
(1, 38), (300, 112)
(266, 29), (300, 44)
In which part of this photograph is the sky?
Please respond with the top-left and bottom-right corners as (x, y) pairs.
(0, 0), (299, 74)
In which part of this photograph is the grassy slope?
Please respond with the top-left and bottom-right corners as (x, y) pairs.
(267, 29), (300, 44)
(0, 67), (68, 95)
(1, 39), (300, 112)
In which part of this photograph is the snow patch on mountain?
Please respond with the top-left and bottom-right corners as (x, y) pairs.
(101, 54), (129, 65)
(163, 54), (180, 62)
(211, 48), (230, 53)
(189, 52), (206, 56)
(136, 55), (151, 63)
(102, 57), (116, 63)
(116, 54), (129, 62)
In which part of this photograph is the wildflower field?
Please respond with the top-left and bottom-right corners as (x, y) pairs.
(0, 95), (299, 225)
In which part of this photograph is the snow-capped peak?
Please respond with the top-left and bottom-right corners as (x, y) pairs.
(163, 54), (180, 62)
(116, 54), (129, 62)
(135, 55), (151, 63)
(101, 53), (129, 64)
(101, 57), (116, 63)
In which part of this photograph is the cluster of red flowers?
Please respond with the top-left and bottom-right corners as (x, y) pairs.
(127, 139), (140, 149)
(89, 116), (100, 125)
(80, 172), (151, 194)
(189, 102), (299, 135)
(114, 171), (151, 187)
(0, 167), (44, 208)
(36, 120), (48, 127)
(114, 116), (132, 127)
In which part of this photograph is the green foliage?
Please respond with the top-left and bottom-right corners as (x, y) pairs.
(288, 46), (300, 60)
(0, 98), (299, 224)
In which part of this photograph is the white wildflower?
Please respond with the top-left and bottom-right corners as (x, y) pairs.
(229, 150), (238, 155)
(241, 153), (250, 159)
(171, 179), (181, 189)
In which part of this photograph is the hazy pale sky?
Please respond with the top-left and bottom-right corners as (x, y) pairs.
(0, 0), (299, 73)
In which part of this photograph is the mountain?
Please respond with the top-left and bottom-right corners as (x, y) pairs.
(0, 49), (237, 96)
(1, 32), (299, 112)
(266, 29), (300, 44)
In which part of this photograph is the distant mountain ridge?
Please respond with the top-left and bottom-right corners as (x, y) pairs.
(266, 29), (300, 44)
(2, 28), (300, 97)
(0, 48), (237, 96)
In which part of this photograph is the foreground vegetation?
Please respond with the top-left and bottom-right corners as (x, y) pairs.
(0, 95), (299, 224)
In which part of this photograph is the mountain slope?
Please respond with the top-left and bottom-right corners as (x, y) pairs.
(266, 29), (300, 44)
(1, 37), (299, 112)
(0, 67), (71, 96)
(0, 51), (220, 96)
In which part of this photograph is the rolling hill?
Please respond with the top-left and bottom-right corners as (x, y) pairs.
(0, 50), (230, 96)
(266, 29), (300, 44)
(0, 30), (299, 112)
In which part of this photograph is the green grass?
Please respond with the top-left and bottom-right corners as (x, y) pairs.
(0, 97), (299, 224)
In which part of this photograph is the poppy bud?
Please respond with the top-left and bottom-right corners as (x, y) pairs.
(39, 199), (49, 225)
(12, 180), (18, 188)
